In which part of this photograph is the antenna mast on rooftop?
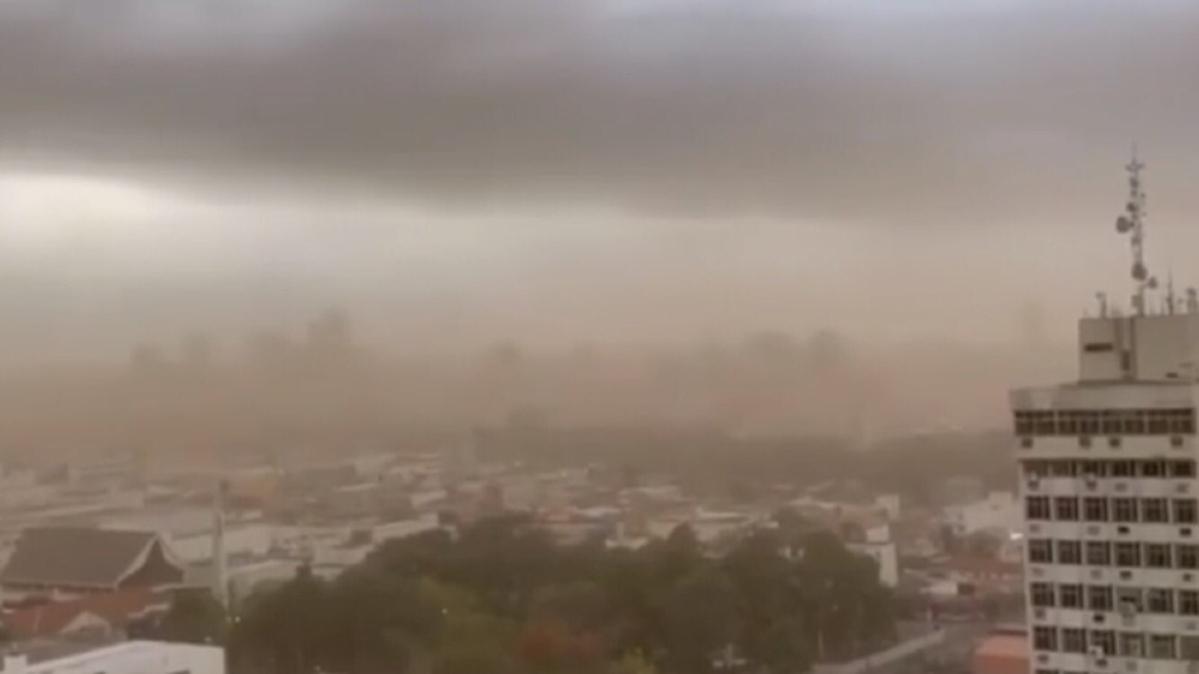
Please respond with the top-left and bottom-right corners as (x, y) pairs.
(1115, 148), (1158, 315)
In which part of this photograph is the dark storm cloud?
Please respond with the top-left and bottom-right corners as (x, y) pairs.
(2, 0), (1198, 226)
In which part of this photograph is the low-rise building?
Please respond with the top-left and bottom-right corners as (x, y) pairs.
(1, 528), (185, 605)
(943, 491), (1018, 537)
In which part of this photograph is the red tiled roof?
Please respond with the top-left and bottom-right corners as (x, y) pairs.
(2, 588), (168, 640)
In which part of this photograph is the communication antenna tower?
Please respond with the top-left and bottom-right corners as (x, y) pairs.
(1115, 149), (1158, 315)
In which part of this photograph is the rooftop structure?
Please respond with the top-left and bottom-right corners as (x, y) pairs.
(0, 640), (223, 674)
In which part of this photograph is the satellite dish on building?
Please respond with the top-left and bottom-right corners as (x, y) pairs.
(1116, 215), (1133, 233)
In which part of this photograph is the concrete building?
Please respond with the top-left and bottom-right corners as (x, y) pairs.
(945, 491), (1020, 537)
(0, 641), (223, 674)
(844, 522), (901, 585)
(1012, 165), (1199, 674)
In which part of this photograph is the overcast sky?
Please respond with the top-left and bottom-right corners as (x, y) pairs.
(2, 0), (1198, 360)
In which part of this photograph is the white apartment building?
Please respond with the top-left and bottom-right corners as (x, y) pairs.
(1013, 309), (1199, 674)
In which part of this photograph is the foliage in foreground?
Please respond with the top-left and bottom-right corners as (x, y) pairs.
(226, 515), (896, 674)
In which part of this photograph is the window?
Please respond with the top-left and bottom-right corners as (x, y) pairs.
(1015, 411), (1034, 435)
(1035, 412), (1057, 435)
(1091, 630), (1116, 656)
(1120, 632), (1144, 657)
(1050, 461), (1075, 477)
(1122, 410), (1147, 435)
(1150, 634), (1176, 660)
(1112, 461), (1137, 478)
(1168, 408), (1196, 435)
(1084, 497), (1109, 522)
(1142, 460), (1166, 478)
(1085, 541), (1111, 566)
(1149, 410), (1171, 434)
(1059, 584), (1084, 609)
(1059, 412), (1081, 435)
(1081, 460), (1107, 477)
(1031, 582), (1055, 607)
(1034, 626), (1058, 651)
(1057, 540), (1082, 565)
(1118, 587), (1143, 612)
(1088, 585), (1113, 611)
(1029, 539), (1054, 564)
(1142, 497), (1169, 523)
(1146, 543), (1172, 569)
(1024, 460), (1050, 479)
(1079, 411), (1100, 435)
(1116, 542), (1141, 567)
(1175, 499), (1197, 524)
(1178, 544), (1199, 569)
(1027, 496), (1052, 520)
(1180, 590), (1199, 616)
(1172, 460), (1196, 478)
(1102, 411), (1122, 435)
(1147, 588), (1174, 614)
(1113, 497), (1138, 522)
(1061, 627), (1087, 654)
(1055, 497), (1080, 521)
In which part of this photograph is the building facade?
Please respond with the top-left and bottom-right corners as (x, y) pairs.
(1013, 311), (1199, 674)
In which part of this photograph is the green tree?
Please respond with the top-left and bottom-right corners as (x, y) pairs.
(797, 532), (895, 661)
(751, 616), (812, 674)
(529, 580), (611, 632)
(157, 591), (226, 645)
(230, 565), (332, 674)
(658, 568), (738, 674)
(609, 651), (657, 674)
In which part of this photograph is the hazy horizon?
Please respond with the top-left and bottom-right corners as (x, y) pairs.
(1, 0), (1193, 449)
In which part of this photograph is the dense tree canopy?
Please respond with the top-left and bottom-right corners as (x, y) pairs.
(228, 517), (896, 674)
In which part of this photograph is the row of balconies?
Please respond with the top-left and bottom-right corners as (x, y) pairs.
(1027, 474), (1194, 489)
(1020, 434), (1189, 451)
(1026, 521), (1197, 546)
(1027, 563), (1199, 585)
(1032, 651), (1198, 673)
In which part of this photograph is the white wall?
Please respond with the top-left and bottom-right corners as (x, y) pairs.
(372, 514), (441, 543)
(874, 494), (901, 521)
(944, 491), (1018, 536)
(7, 641), (224, 674)
(847, 540), (899, 587)
(169, 523), (273, 563)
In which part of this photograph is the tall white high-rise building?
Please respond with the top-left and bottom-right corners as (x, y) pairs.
(1013, 159), (1199, 674)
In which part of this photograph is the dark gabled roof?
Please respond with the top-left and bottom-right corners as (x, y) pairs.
(0, 527), (163, 589)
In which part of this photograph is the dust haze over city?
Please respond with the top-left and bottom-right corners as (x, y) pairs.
(9, 0), (1198, 456)
(7, 1), (1199, 673)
